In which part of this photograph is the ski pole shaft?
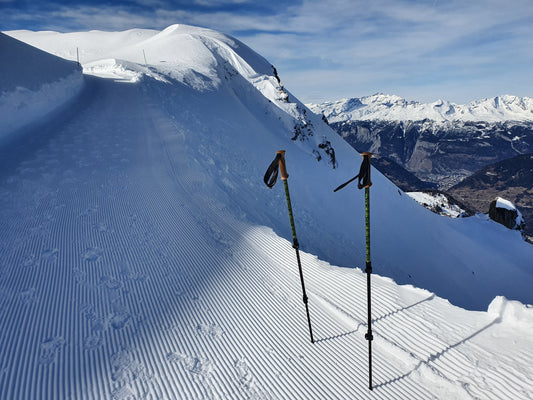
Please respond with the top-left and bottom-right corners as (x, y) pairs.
(332, 152), (374, 389)
(363, 154), (374, 391)
(278, 151), (314, 344)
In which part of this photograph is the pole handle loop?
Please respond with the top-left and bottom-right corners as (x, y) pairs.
(333, 152), (372, 192)
(264, 150), (289, 188)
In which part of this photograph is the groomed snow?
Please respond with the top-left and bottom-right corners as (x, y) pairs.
(1, 25), (533, 399)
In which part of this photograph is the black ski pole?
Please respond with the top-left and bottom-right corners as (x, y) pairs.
(264, 150), (314, 344)
(334, 152), (374, 390)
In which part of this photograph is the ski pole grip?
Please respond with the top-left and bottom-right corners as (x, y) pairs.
(361, 152), (372, 188)
(277, 150), (289, 180)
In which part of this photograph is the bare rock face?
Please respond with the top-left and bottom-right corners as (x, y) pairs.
(488, 198), (525, 231)
(330, 119), (533, 189)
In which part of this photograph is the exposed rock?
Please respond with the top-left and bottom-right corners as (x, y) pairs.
(330, 119), (533, 189)
(488, 197), (525, 231)
(449, 154), (533, 236)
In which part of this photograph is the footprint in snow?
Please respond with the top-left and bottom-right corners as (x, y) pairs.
(84, 334), (103, 350)
(91, 316), (108, 332)
(196, 322), (224, 340)
(111, 385), (136, 400)
(38, 337), (65, 365)
(73, 268), (87, 284)
(94, 221), (114, 233)
(22, 254), (39, 268)
(234, 358), (253, 387)
(111, 312), (131, 330)
(110, 350), (147, 384)
(187, 356), (213, 377)
(82, 247), (103, 262)
(41, 248), (59, 263)
(165, 351), (213, 377)
(166, 351), (186, 364)
(99, 275), (123, 290)
(19, 288), (37, 305)
(110, 302), (131, 330)
(234, 358), (272, 399)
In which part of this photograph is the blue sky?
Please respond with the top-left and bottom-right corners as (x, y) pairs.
(2, 0), (533, 104)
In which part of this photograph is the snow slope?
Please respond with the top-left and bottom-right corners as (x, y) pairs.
(308, 93), (533, 123)
(1, 25), (533, 399)
(0, 33), (84, 142)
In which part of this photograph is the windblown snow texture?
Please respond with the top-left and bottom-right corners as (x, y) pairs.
(1, 25), (533, 399)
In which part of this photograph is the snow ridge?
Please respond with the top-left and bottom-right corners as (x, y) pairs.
(308, 93), (533, 123)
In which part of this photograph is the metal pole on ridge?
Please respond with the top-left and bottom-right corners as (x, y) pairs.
(334, 151), (374, 390)
(264, 150), (315, 344)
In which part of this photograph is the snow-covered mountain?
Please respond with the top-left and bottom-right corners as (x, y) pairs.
(309, 94), (533, 188)
(1, 25), (533, 399)
(308, 93), (533, 124)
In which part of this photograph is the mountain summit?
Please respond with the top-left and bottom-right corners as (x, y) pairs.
(309, 93), (533, 123)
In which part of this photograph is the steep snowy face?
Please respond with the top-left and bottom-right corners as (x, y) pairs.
(309, 94), (533, 123)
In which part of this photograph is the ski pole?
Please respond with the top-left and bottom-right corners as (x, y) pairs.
(334, 152), (374, 390)
(264, 150), (315, 344)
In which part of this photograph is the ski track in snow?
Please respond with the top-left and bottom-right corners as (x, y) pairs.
(0, 74), (532, 400)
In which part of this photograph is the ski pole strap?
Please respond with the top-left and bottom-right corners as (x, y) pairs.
(333, 152), (372, 192)
(264, 153), (282, 188)
(264, 150), (288, 188)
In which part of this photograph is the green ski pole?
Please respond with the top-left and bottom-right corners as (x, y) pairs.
(264, 150), (315, 344)
(334, 152), (374, 390)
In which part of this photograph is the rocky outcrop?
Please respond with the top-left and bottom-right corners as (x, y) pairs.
(331, 120), (533, 189)
(488, 198), (525, 231)
(449, 154), (533, 236)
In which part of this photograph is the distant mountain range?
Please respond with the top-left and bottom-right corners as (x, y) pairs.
(309, 94), (533, 188)
(309, 94), (533, 236)
(308, 93), (533, 123)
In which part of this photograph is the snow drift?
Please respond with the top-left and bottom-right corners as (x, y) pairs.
(1, 24), (533, 399)
(0, 33), (84, 142)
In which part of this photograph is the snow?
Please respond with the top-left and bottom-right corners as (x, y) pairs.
(496, 197), (517, 211)
(406, 192), (466, 218)
(1, 25), (533, 399)
(308, 93), (533, 123)
(488, 296), (533, 326)
(0, 33), (84, 142)
(495, 197), (524, 229)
